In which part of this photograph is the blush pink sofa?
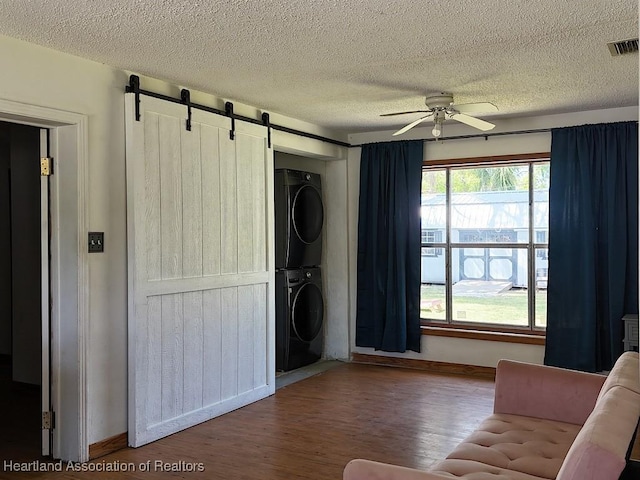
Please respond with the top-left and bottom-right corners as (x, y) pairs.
(344, 352), (640, 480)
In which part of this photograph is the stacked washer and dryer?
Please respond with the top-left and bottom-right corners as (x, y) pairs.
(274, 169), (324, 371)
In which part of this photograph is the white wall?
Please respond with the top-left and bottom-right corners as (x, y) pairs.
(273, 152), (350, 360)
(0, 33), (128, 444)
(347, 106), (639, 368)
(0, 128), (10, 355)
(0, 33), (347, 447)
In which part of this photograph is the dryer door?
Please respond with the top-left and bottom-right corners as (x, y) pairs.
(292, 185), (323, 245)
(291, 282), (324, 342)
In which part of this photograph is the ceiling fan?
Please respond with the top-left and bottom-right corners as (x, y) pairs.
(381, 93), (498, 137)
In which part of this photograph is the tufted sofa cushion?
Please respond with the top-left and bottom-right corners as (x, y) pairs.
(425, 463), (550, 480)
(429, 414), (581, 480)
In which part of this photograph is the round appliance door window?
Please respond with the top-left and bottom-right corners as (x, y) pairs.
(292, 185), (324, 244)
(291, 283), (324, 342)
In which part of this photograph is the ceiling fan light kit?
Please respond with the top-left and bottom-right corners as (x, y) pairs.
(431, 110), (444, 137)
(383, 92), (498, 137)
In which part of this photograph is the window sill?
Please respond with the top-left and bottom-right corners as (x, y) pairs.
(421, 325), (546, 345)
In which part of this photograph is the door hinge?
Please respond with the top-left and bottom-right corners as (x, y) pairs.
(40, 157), (53, 176)
(42, 411), (55, 430)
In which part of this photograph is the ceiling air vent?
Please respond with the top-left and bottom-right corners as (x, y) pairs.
(607, 38), (639, 56)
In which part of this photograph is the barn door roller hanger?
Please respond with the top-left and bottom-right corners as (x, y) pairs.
(125, 74), (350, 148)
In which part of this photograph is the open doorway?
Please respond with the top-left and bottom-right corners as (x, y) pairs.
(0, 99), (88, 463)
(0, 121), (48, 462)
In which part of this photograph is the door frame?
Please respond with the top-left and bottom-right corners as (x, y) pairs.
(40, 128), (50, 456)
(0, 98), (89, 462)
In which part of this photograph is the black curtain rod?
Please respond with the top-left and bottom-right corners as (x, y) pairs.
(424, 128), (551, 142)
(125, 75), (351, 148)
(350, 128), (554, 147)
(353, 120), (638, 146)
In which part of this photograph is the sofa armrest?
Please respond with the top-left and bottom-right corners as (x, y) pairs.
(344, 460), (452, 480)
(494, 360), (606, 425)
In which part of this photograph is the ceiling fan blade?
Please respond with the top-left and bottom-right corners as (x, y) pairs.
(451, 113), (495, 131)
(453, 102), (498, 114)
(392, 114), (433, 136)
(380, 110), (432, 117)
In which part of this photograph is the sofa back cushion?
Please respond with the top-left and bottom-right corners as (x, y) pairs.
(596, 351), (640, 402)
(557, 386), (640, 480)
(494, 360), (605, 426)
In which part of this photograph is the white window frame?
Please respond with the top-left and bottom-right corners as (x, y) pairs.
(421, 155), (549, 333)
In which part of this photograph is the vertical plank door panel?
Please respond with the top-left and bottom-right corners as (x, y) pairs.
(161, 294), (184, 421)
(202, 288), (222, 407)
(220, 287), (239, 401)
(183, 291), (204, 413)
(146, 296), (163, 426)
(250, 136), (267, 272)
(158, 115), (183, 280)
(181, 123), (203, 278)
(253, 283), (268, 389)
(237, 285), (255, 393)
(219, 134), (238, 275)
(236, 136), (254, 273)
(143, 113), (162, 282)
(201, 125), (221, 277)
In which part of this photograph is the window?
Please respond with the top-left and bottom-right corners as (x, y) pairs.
(421, 229), (443, 256)
(421, 157), (549, 332)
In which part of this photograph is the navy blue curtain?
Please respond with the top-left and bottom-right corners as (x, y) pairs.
(545, 121), (638, 372)
(355, 141), (423, 353)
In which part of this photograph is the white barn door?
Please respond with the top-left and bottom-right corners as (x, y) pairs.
(125, 94), (275, 447)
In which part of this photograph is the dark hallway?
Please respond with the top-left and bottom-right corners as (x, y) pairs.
(0, 355), (40, 462)
(0, 121), (45, 464)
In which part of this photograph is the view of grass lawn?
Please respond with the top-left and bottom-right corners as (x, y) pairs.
(421, 284), (547, 328)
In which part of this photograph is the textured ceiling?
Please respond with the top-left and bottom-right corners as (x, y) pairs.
(0, 0), (637, 133)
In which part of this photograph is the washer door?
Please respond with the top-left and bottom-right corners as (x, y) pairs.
(292, 185), (323, 245)
(291, 282), (324, 342)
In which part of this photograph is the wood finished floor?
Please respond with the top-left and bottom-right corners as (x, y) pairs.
(1, 364), (495, 479)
